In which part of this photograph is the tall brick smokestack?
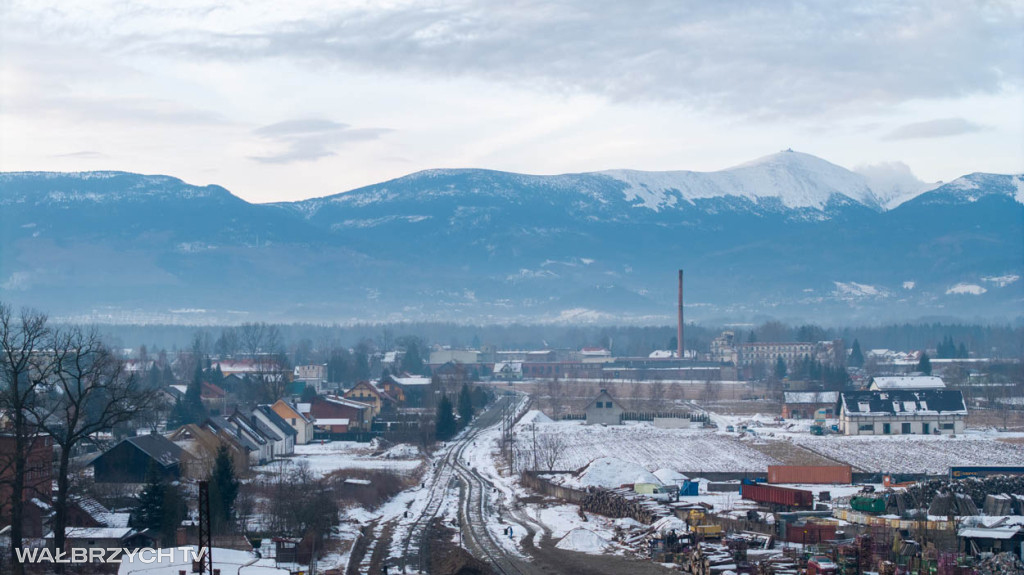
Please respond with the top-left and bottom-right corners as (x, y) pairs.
(677, 269), (684, 359)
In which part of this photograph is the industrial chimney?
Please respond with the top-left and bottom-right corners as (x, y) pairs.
(677, 269), (684, 360)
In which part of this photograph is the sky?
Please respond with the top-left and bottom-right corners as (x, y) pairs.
(1, 0), (1022, 204)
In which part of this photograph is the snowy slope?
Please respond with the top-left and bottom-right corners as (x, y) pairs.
(602, 150), (888, 211)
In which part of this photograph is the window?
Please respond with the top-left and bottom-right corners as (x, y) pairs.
(858, 424), (874, 432)
(941, 423), (955, 430)
(901, 422), (912, 434)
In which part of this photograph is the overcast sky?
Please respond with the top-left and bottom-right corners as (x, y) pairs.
(1, 0), (1021, 203)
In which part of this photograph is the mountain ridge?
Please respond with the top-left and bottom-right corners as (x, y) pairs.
(1, 152), (1021, 324)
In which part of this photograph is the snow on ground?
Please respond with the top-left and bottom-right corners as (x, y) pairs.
(787, 434), (1024, 473)
(577, 457), (661, 488)
(257, 441), (424, 477)
(556, 528), (610, 554)
(522, 420), (780, 472)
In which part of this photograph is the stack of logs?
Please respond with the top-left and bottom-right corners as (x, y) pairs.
(581, 488), (666, 524)
(900, 475), (1024, 512)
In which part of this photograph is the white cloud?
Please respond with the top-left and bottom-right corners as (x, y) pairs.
(883, 118), (987, 141)
(981, 275), (1020, 288)
(945, 283), (987, 295)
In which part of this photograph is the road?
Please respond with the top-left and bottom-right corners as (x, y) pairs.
(391, 391), (675, 575)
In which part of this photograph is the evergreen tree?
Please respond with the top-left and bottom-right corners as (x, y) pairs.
(130, 463), (185, 545)
(457, 383), (474, 426)
(849, 339), (864, 368)
(167, 398), (188, 430)
(435, 394), (457, 440)
(668, 336), (678, 351)
(917, 352), (932, 375)
(747, 332), (757, 343)
(300, 384), (318, 403)
(209, 445), (239, 534)
(184, 357), (207, 425)
(957, 342), (968, 359)
(774, 356), (787, 380)
(403, 340), (425, 375)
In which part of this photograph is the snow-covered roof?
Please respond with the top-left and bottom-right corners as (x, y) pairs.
(389, 376), (432, 386)
(840, 390), (966, 416)
(117, 545), (289, 575)
(783, 391), (839, 404)
(322, 395), (372, 410)
(958, 527), (1021, 540)
(870, 376), (945, 390)
(314, 418), (350, 426)
(648, 350), (676, 359)
(50, 527), (134, 540)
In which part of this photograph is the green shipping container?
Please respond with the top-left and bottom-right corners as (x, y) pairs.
(850, 496), (886, 513)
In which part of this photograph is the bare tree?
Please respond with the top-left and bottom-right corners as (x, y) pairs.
(536, 432), (568, 471)
(32, 327), (158, 557)
(649, 380), (666, 404)
(546, 377), (563, 419)
(0, 304), (52, 575)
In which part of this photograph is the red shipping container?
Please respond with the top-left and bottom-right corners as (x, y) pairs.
(768, 465), (852, 485)
(785, 522), (838, 544)
(740, 483), (814, 509)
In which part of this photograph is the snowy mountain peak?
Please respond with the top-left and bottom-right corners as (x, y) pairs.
(601, 149), (883, 212)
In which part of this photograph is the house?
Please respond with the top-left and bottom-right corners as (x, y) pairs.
(585, 389), (625, 426)
(205, 415), (273, 466)
(343, 381), (395, 418)
(201, 382), (228, 415)
(294, 364), (328, 392)
(493, 361), (523, 382)
(90, 433), (188, 483)
(869, 375), (946, 391)
(168, 423), (250, 478)
(251, 405), (297, 457)
(310, 395), (373, 431)
(837, 389), (967, 436)
(429, 349), (479, 365)
(270, 399), (315, 445)
(380, 374), (433, 407)
(45, 527), (151, 554)
(0, 433), (53, 524)
(782, 391), (839, 419)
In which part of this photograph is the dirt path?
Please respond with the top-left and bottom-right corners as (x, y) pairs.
(748, 438), (845, 466)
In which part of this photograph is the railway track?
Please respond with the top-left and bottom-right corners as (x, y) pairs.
(394, 393), (529, 573)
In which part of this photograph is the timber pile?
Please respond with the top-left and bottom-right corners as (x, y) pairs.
(900, 476), (1024, 511)
(927, 492), (979, 516)
(975, 552), (1024, 575)
(982, 493), (1015, 515)
(581, 488), (670, 524)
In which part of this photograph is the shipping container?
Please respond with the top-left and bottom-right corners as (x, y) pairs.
(740, 483), (813, 509)
(784, 522), (837, 544)
(768, 465), (852, 484)
(949, 466), (1024, 479)
(850, 495), (886, 514)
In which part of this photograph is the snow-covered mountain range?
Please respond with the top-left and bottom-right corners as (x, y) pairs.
(0, 151), (1020, 324)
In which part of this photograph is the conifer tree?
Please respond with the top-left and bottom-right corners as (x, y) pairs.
(458, 383), (474, 426)
(849, 339), (864, 368)
(209, 445), (239, 534)
(917, 352), (932, 375)
(435, 394), (457, 440)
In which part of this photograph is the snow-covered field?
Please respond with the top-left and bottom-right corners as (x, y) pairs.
(789, 434), (1024, 474)
(521, 420), (780, 473)
(255, 441), (424, 477)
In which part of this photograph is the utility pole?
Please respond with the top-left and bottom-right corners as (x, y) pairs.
(196, 481), (212, 575)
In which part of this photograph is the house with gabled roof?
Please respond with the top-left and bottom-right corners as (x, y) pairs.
(343, 381), (395, 418)
(168, 422), (250, 477)
(252, 405), (296, 457)
(270, 399), (315, 444)
(837, 389), (967, 436)
(585, 389), (625, 426)
(90, 433), (190, 483)
(380, 374), (433, 407)
(311, 395), (372, 431)
(206, 414), (273, 465)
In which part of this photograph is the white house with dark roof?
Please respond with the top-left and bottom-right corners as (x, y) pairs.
(251, 405), (297, 457)
(270, 399), (315, 444)
(838, 389), (967, 436)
